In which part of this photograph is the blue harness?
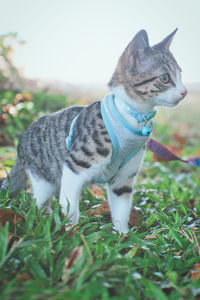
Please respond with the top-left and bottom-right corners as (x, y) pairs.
(66, 94), (156, 183)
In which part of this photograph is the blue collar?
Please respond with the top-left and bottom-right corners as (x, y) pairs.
(115, 95), (156, 123)
(112, 95), (156, 137)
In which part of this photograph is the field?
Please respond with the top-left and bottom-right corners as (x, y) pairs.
(0, 89), (200, 300)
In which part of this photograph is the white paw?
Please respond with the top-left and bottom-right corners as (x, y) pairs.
(113, 222), (129, 234)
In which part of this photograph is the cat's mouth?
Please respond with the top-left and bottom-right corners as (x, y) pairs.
(160, 98), (183, 107)
(172, 98), (184, 106)
(166, 92), (187, 106)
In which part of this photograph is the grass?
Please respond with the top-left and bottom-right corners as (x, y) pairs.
(0, 107), (200, 299)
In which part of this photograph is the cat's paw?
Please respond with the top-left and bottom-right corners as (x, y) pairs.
(113, 224), (129, 234)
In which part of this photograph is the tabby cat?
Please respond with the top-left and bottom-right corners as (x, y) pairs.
(1, 29), (187, 233)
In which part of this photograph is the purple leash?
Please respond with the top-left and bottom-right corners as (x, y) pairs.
(146, 138), (200, 167)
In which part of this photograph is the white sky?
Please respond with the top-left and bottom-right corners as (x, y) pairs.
(1, 0), (200, 85)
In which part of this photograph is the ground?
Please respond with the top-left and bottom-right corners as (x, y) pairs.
(0, 93), (200, 300)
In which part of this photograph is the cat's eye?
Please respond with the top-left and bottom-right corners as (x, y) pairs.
(159, 73), (170, 84)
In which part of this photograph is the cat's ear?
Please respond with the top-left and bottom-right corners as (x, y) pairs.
(129, 29), (150, 57)
(127, 29), (150, 68)
(153, 28), (178, 50)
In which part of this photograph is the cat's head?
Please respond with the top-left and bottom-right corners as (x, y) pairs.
(109, 29), (187, 110)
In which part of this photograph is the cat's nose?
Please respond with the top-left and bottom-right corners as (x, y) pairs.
(181, 89), (187, 97)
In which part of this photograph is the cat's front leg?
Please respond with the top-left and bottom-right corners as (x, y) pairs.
(59, 164), (85, 225)
(107, 148), (145, 233)
(107, 176), (135, 234)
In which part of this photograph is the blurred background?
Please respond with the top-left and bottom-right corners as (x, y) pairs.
(0, 0), (200, 176)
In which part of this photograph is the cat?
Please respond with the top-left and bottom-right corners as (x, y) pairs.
(1, 29), (187, 233)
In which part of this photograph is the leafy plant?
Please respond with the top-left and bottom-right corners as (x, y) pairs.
(0, 90), (73, 146)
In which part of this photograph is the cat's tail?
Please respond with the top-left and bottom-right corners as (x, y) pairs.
(0, 158), (27, 194)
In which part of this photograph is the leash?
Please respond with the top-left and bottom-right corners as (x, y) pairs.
(147, 138), (200, 167)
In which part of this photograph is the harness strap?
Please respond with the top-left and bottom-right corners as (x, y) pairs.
(100, 99), (119, 164)
(101, 96), (146, 168)
(66, 114), (80, 148)
(66, 94), (150, 171)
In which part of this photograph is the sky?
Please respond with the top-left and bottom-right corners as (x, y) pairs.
(1, 0), (200, 86)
